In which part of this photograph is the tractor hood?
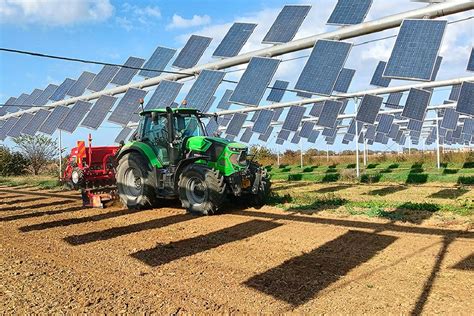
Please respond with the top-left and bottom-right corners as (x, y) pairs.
(186, 136), (247, 153)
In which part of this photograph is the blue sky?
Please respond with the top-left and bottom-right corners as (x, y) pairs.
(0, 0), (472, 154)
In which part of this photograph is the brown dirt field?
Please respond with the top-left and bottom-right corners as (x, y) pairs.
(1, 184), (473, 314)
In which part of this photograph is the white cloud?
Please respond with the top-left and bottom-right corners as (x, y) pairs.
(116, 3), (161, 31)
(0, 0), (114, 26)
(167, 14), (211, 30)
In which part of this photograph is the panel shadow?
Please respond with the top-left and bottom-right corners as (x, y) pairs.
(367, 185), (407, 196)
(451, 253), (474, 271)
(429, 188), (468, 199)
(1, 205), (83, 222)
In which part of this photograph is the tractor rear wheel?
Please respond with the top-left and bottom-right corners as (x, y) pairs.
(116, 152), (156, 209)
(249, 162), (271, 207)
(178, 164), (226, 215)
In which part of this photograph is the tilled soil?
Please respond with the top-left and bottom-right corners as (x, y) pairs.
(1, 185), (473, 314)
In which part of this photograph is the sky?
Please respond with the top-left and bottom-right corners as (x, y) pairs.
(0, 0), (472, 154)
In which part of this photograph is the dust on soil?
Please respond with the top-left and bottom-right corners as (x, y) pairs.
(1, 183), (473, 314)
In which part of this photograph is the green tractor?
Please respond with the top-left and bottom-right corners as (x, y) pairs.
(115, 107), (270, 215)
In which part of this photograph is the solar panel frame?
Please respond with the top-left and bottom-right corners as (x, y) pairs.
(184, 70), (225, 111)
(267, 80), (289, 103)
(81, 95), (117, 130)
(216, 90), (233, 110)
(316, 100), (344, 128)
(7, 113), (34, 137)
(467, 47), (474, 72)
(38, 105), (70, 135)
(108, 88), (148, 126)
(58, 100), (92, 133)
(172, 35), (212, 69)
(33, 84), (58, 106)
(370, 61), (391, 87)
(115, 127), (133, 144)
(334, 68), (355, 93)
(49, 78), (76, 101)
(295, 40), (352, 96)
(21, 109), (51, 136)
(356, 94), (383, 125)
(145, 80), (183, 110)
(225, 113), (247, 136)
(229, 57), (280, 106)
(139, 46), (176, 78)
(455, 81), (474, 116)
(462, 118), (474, 135)
(262, 5), (311, 44)
(401, 88), (432, 122)
(384, 19), (447, 81)
(281, 106), (306, 132)
(213, 23), (257, 58)
(327, 0), (373, 26)
(87, 65), (120, 92)
(252, 109), (274, 134)
(111, 57), (145, 86)
(67, 71), (96, 97)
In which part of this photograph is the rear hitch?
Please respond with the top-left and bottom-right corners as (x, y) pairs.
(252, 168), (262, 194)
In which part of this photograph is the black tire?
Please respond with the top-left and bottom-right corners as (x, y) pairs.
(70, 167), (84, 190)
(249, 162), (271, 207)
(116, 152), (156, 209)
(178, 164), (226, 215)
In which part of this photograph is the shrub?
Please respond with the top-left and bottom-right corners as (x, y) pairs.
(346, 163), (356, 169)
(410, 167), (424, 174)
(388, 163), (399, 169)
(360, 173), (382, 184)
(458, 176), (474, 185)
(303, 167), (314, 173)
(322, 173), (340, 182)
(281, 167), (291, 172)
(367, 163), (379, 169)
(462, 162), (474, 169)
(406, 173), (428, 184)
(397, 202), (440, 212)
(442, 168), (458, 175)
(340, 169), (357, 182)
(264, 165), (273, 172)
(440, 163), (448, 168)
(278, 164), (288, 169)
(288, 174), (303, 181)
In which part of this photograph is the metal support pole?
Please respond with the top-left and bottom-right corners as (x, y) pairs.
(58, 130), (62, 180)
(436, 113), (441, 169)
(363, 139), (367, 167)
(277, 151), (280, 167)
(326, 144), (329, 163)
(355, 99), (360, 178)
(408, 138), (411, 156)
(300, 142), (304, 169)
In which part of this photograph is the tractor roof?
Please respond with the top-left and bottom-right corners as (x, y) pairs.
(140, 108), (200, 115)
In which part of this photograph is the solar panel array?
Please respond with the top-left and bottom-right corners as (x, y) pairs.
(327, 0), (372, 25)
(108, 88), (147, 126)
(87, 65), (120, 92)
(229, 57), (280, 106)
(58, 101), (92, 133)
(173, 35), (212, 69)
(49, 78), (76, 101)
(67, 71), (96, 97)
(7, 113), (34, 137)
(252, 110), (274, 134)
(140, 46), (176, 78)
(295, 40), (352, 95)
(401, 88), (431, 121)
(456, 81), (474, 116)
(81, 95), (117, 129)
(33, 84), (58, 106)
(262, 5), (311, 44)
(145, 80), (183, 110)
(38, 106), (70, 135)
(213, 23), (257, 58)
(111, 57), (145, 85)
(317, 100), (343, 128)
(267, 80), (289, 103)
(22, 109), (51, 136)
(281, 106), (306, 131)
(226, 113), (247, 136)
(356, 95), (383, 124)
(384, 19), (447, 81)
(184, 70), (225, 110)
(334, 68), (355, 93)
(370, 61), (391, 87)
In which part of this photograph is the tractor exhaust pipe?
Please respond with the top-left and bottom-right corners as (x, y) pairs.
(166, 107), (179, 165)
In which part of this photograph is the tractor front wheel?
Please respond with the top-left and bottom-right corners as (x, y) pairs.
(178, 164), (226, 215)
(116, 152), (156, 209)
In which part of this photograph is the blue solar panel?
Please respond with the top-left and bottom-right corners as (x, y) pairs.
(365, 125), (376, 140)
(226, 113), (247, 136)
(216, 90), (233, 110)
(456, 81), (474, 116)
(12, 93), (30, 111)
(291, 131), (301, 144)
(213, 23), (257, 58)
(229, 57), (280, 106)
(441, 108), (459, 130)
(173, 35), (212, 69)
(81, 95), (117, 129)
(272, 108), (284, 121)
(111, 57), (145, 85)
(299, 121), (315, 138)
(296, 90), (312, 98)
(276, 138), (284, 145)
(463, 118), (474, 135)
(267, 80), (289, 103)
(218, 114), (232, 127)
(58, 101), (92, 133)
(322, 127), (336, 137)
(258, 126), (273, 142)
(388, 123), (400, 139)
(295, 40), (352, 95)
(88, 65), (120, 92)
(206, 118), (219, 136)
(140, 46), (176, 78)
(334, 68), (355, 93)
(33, 84), (58, 106)
(386, 92), (403, 108)
(7, 113), (34, 137)
(384, 19), (447, 81)
(375, 132), (384, 144)
(145, 80), (183, 110)
(343, 133), (355, 143)
(449, 84), (462, 101)
(240, 127), (253, 143)
(327, 0), (372, 25)
(0, 117), (19, 140)
(467, 48), (474, 72)
(0, 97), (17, 114)
(22, 89), (44, 109)
(262, 5), (311, 44)
(21, 109), (51, 136)
(309, 102), (324, 117)
(67, 72), (96, 97)
(376, 114), (394, 134)
(407, 119), (423, 132)
(347, 119), (363, 135)
(202, 96), (216, 113)
(307, 130), (320, 143)
(356, 94), (383, 124)
(38, 106), (70, 135)
(277, 129), (290, 140)
(108, 88), (148, 126)
(317, 100), (343, 128)
(282, 106), (306, 131)
(115, 127), (133, 144)
(401, 88), (431, 121)
(252, 110), (274, 134)
(184, 70), (225, 111)
(370, 61), (391, 87)
(430, 56), (443, 81)
(49, 78), (76, 102)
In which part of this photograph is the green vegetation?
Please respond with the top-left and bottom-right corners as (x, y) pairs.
(0, 176), (61, 189)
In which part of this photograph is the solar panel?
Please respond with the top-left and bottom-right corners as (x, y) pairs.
(448, 84), (462, 101)
(115, 127), (133, 144)
(58, 101), (92, 133)
(258, 126), (273, 142)
(225, 134), (236, 142)
(226, 113), (247, 136)
(276, 138), (285, 145)
(12, 93), (31, 110)
(334, 68), (355, 93)
(296, 90), (313, 98)
(308, 130), (320, 143)
(22, 89), (44, 109)
(267, 80), (289, 103)
(67, 72), (96, 97)
(184, 70), (225, 111)
(322, 127), (336, 137)
(139, 46), (176, 78)
(281, 106), (306, 131)
(309, 102), (324, 117)
(206, 118), (219, 136)
(21, 109), (51, 136)
(0, 117), (19, 140)
(216, 90), (233, 110)
(384, 19), (447, 81)
(229, 57), (280, 106)
(401, 88), (431, 121)
(240, 127), (253, 143)
(317, 100), (343, 128)
(252, 110), (274, 134)
(277, 129), (290, 140)
(467, 47), (474, 72)
(81, 95), (117, 129)
(463, 118), (474, 135)
(376, 114), (394, 134)
(347, 119), (364, 135)
(299, 121), (315, 138)
(440, 108), (459, 130)
(218, 114), (232, 127)
(452, 126), (462, 139)
(430, 56), (443, 81)
(295, 40), (352, 95)
(33, 84), (58, 106)
(343, 133), (355, 142)
(356, 94), (383, 124)
(386, 92), (403, 108)
(172, 35), (212, 69)
(273, 108), (284, 121)
(1, 97), (17, 114)
(49, 78), (76, 101)
(145, 80), (183, 110)
(108, 88), (147, 126)
(262, 5), (311, 44)
(455, 81), (474, 116)
(38, 106), (70, 135)
(375, 132), (384, 144)
(7, 113), (34, 137)
(365, 125), (376, 140)
(407, 119), (423, 132)
(327, 0), (372, 25)
(291, 131), (301, 144)
(213, 23), (257, 58)
(370, 61), (391, 87)
(87, 65), (120, 92)
(111, 57), (145, 86)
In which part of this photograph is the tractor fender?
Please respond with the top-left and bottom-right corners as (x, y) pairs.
(173, 156), (210, 191)
(116, 144), (163, 169)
